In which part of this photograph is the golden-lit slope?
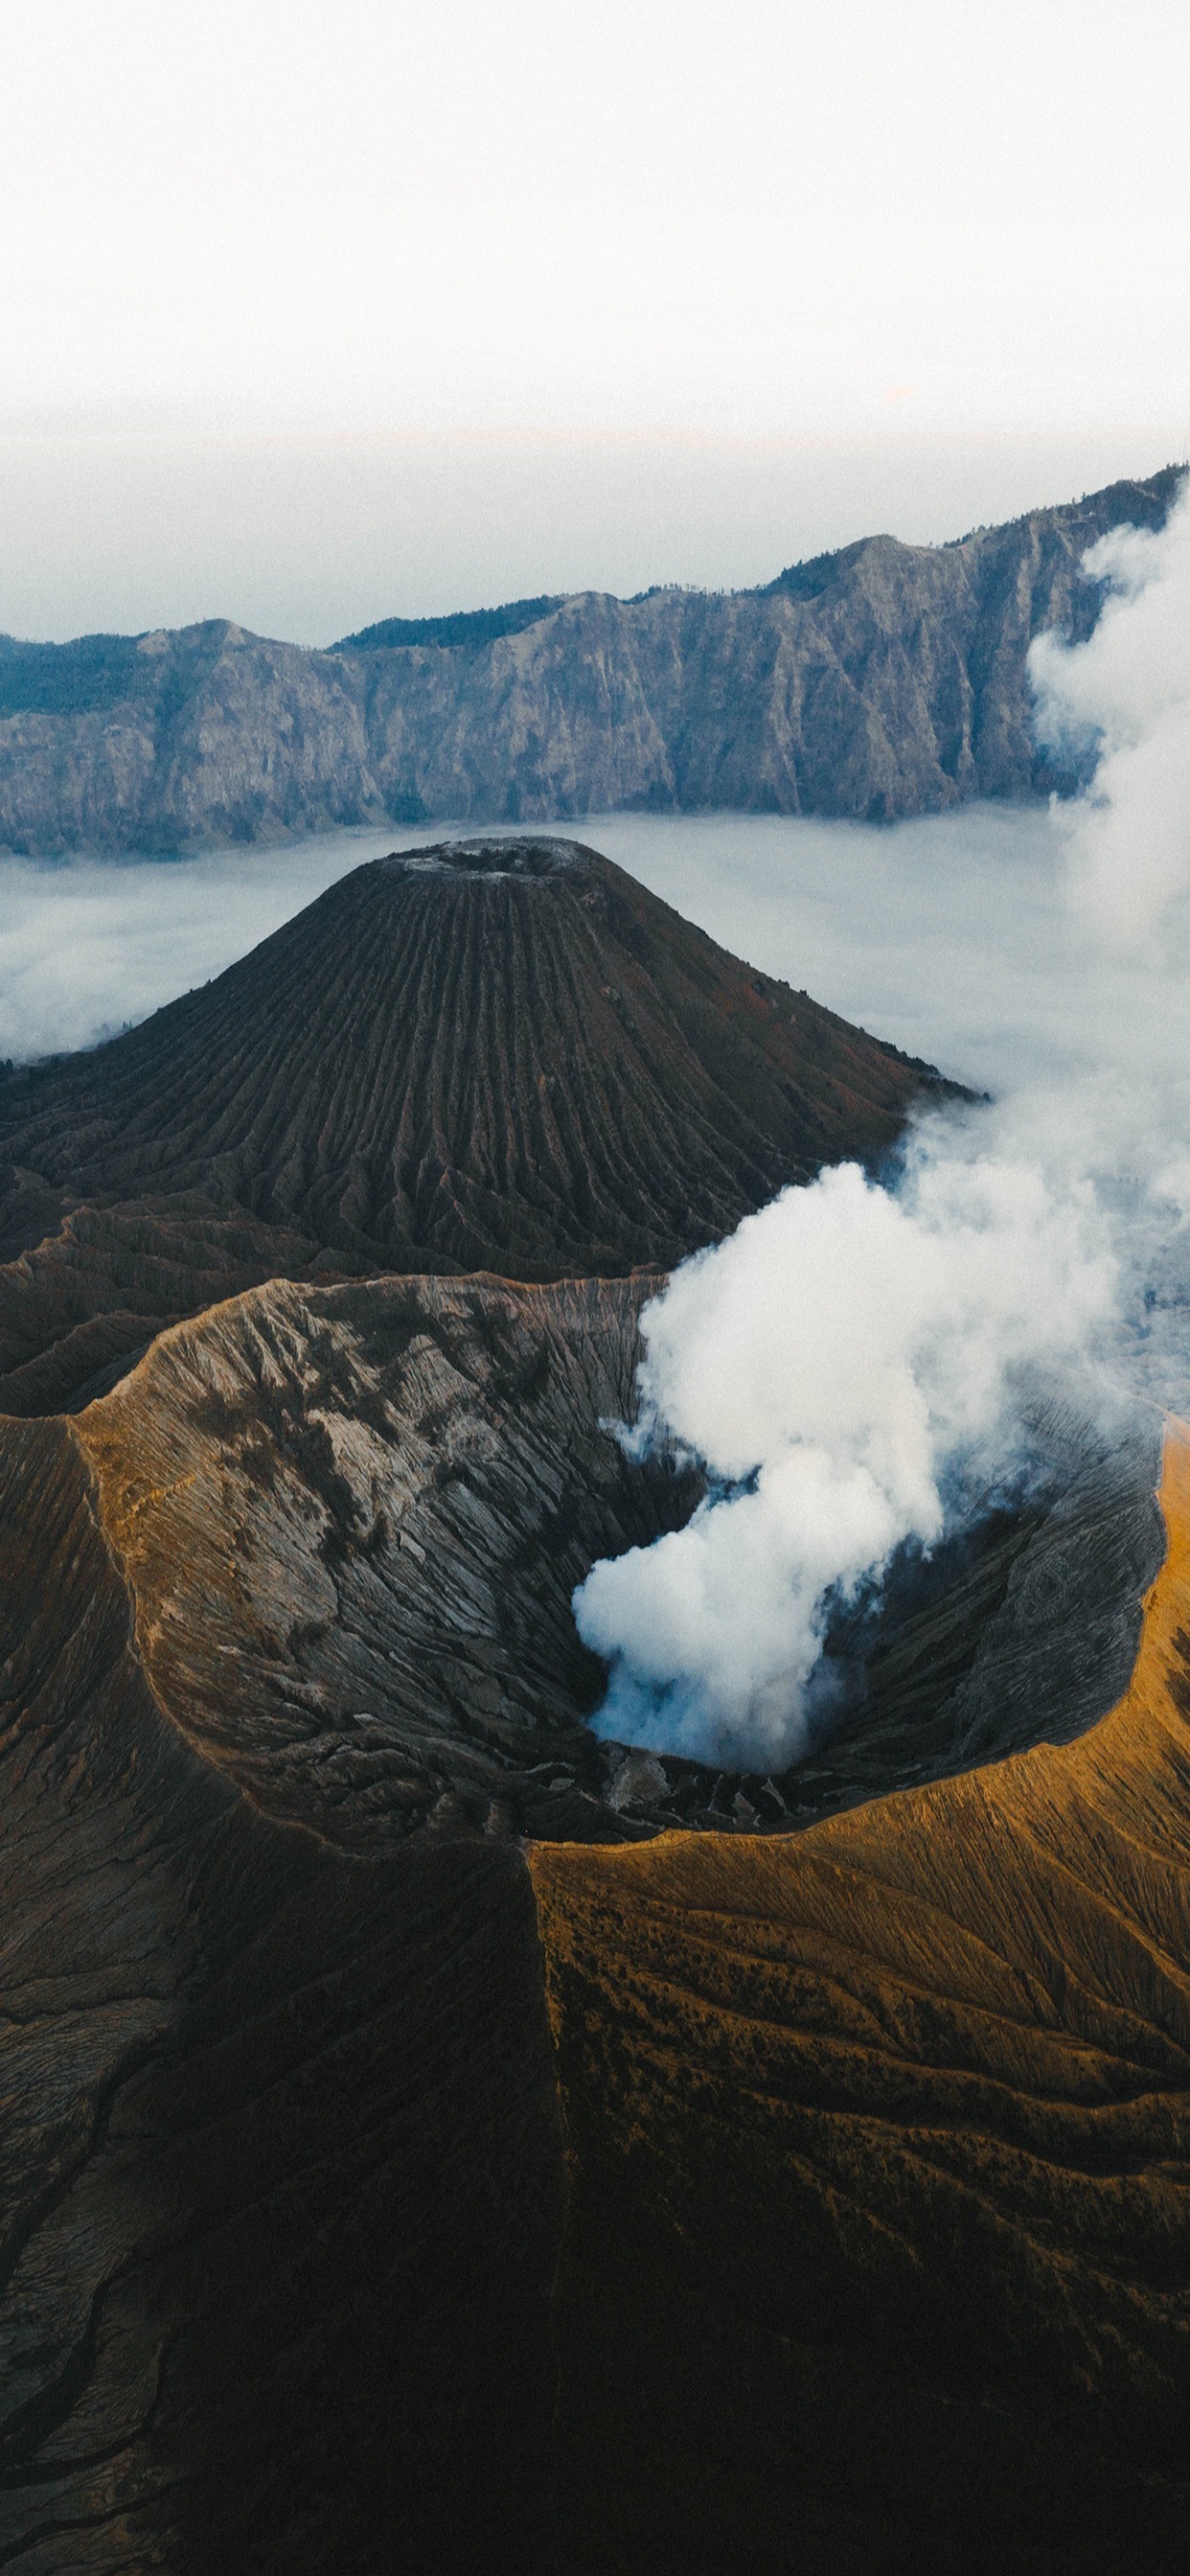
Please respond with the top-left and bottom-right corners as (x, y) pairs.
(530, 1424), (1190, 2574)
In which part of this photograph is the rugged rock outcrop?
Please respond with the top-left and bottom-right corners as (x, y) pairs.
(0, 837), (948, 1413)
(531, 1421), (1190, 2573)
(0, 469), (1179, 853)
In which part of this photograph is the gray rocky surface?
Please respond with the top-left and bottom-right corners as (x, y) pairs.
(0, 469), (1179, 853)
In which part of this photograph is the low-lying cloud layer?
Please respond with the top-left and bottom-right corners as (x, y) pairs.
(578, 483), (1190, 1768)
(0, 834), (401, 1064)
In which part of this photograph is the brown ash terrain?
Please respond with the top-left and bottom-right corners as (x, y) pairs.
(532, 1429), (1190, 2576)
(0, 1398), (563, 2576)
(0, 1260), (1172, 2572)
(0, 467), (1179, 854)
(0, 835), (947, 1414)
(1, 828), (1186, 2571)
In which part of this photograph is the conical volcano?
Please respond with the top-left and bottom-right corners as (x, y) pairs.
(0, 836), (951, 1410)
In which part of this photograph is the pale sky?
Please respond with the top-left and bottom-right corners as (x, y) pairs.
(1, 0), (1187, 641)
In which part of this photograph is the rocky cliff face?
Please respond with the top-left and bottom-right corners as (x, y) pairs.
(0, 469), (1179, 852)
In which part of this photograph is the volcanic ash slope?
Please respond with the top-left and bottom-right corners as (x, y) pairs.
(0, 835), (945, 1414)
(0, 1401), (563, 2575)
(0, 1266), (1179, 2569)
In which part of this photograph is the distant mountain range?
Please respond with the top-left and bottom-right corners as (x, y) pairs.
(0, 466), (1180, 853)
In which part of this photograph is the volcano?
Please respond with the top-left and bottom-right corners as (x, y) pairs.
(0, 837), (950, 1411)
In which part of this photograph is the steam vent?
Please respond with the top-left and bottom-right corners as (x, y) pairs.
(0, 838), (1185, 2572)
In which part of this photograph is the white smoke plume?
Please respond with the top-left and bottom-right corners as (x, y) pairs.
(1031, 473), (1190, 941)
(575, 1136), (1116, 1768)
(577, 478), (1190, 1769)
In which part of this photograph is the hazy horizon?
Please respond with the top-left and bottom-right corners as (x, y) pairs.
(2, 3), (1186, 645)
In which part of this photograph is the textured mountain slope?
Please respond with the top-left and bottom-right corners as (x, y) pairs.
(0, 1276), (1178, 2570)
(0, 469), (1179, 852)
(530, 1423), (1190, 2574)
(0, 837), (945, 1412)
(0, 1409), (563, 2575)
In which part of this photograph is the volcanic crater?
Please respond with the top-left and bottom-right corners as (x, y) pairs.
(75, 1269), (1164, 1847)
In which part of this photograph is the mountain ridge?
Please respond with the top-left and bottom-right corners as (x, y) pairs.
(0, 466), (1180, 852)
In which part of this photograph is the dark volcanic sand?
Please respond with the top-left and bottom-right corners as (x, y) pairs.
(0, 836), (950, 1413)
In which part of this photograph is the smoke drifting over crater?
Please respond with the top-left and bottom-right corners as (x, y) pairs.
(576, 1140), (1116, 1767)
(578, 490), (1190, 1769)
